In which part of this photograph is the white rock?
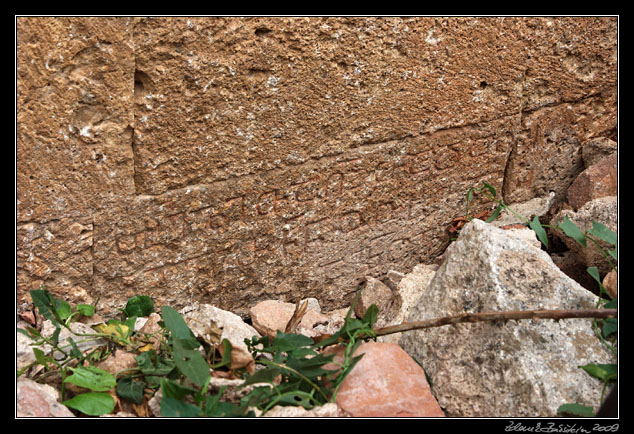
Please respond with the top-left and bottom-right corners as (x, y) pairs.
(379, 264), (437, 344)
(180, 303), (260, 370)
(17, 321), (38, 371)
(262, 403), (341, 417)
(400, 219), (615, 417)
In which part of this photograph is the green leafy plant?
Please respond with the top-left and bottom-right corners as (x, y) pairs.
(17, 287), (379, 417)
(61, 366), (116, 415)
(156, 293), (379, 417)
(17, 287), (159, 416)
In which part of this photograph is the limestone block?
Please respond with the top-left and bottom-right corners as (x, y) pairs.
(379, 263), (438, 344)
(400, 219), (615, 417)
(17, 17), (617, 316)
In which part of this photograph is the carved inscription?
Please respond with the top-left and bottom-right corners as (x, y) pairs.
(95, 118), (513, 313)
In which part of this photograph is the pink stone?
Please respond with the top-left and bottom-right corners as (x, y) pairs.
(567, 153), (617, 210)
(325, 342), (445, 417)
(249, 299), (330, 338)
(17, 379), (75, 417)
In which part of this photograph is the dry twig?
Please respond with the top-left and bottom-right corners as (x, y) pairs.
(285, 299), (309, 333)
(372, 308), (618, 337)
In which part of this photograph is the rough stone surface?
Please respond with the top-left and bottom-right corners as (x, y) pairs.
(502, 92), (616, 205)
(324, 342), (445, 417)
(94, 350), (138, 374)
(581, 137), (617, 168)
(399, 219), (616, 417)
(17, 17), (617, 316)
(354, 276), (401, 325)
(378, 263), (437, 344)
(17, 378), (76, 417)
(567, 153), (617, 211)
(550, 196), (617, 276)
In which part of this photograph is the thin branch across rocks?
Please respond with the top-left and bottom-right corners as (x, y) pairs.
(372, 308), (617, 338)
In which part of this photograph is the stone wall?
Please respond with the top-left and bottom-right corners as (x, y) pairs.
(16, 17), (617, 316)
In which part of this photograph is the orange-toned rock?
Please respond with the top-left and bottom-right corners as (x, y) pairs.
(567, 153), (617, 211)
(325, 342), (445, 417)
(249, 299), (331, 338)
(16, 17), (617, 318)
(602, 269), (617, 299)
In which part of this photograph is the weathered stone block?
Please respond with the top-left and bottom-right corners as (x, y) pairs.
(17, 17), (617, 316)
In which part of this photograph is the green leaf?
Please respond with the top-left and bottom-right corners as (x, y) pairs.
(54, 299), (72, 322)
(602, 318), (618, 338)
(17, 326), (41, 339)
(160, 378), (199, 401)
(117, 376), (146, 404)
(124, 295), (154, 318)
(586, 266), (610, 298)
(211, 339), (233, 369)
(362, 304), (379, 328)
(136, 350), (176, 376)
(161, 306), (196, 340)
(76, 304), (95, 317)
(558, 216), (587, 247)
(529, 216), (549, 249)
(204, 385), (247, 417)
(172, 338), (210, 388)
(588, 221), (617, 246)
(481, 181), (497, 198)
(557, 403), (595, 417)
(242, 366), (282, 387)
(32, 347), (54, 367)
(272, 332), (315, 352)
(30, 289), (60, 325)
(204, 386), (246, 417)
(50, 325), (61, 347)
(64, 366), (117, 392)
(269, 389), (316, 410)
(579, 363), (617, 382)
(67, 337), (83, 359)
(286, 353), (338, 379)
(161, 397), (202, 417)
(485, 203), (504, 223)
(604, 298), (617, 309)
(466, 188), (474, 206)
(608, 247), (617, 262)
(63, 392), (115, 416)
